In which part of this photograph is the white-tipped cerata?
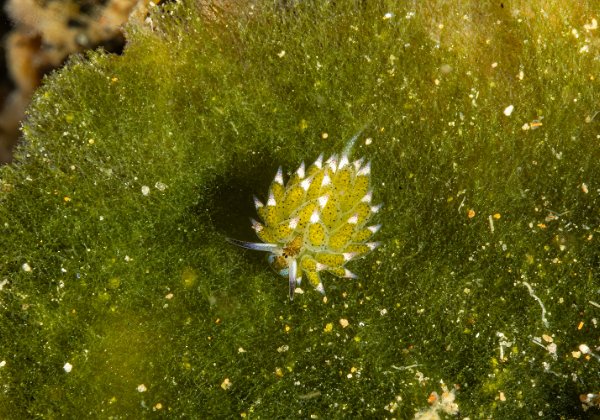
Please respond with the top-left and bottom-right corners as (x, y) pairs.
(228, 128), (381, 301)
(274, 167), (284, 185)
(300, 177), (312, 191)
(314, 154), (323, 169)
(318, 195), (329, 208)
(316, 282), (325, 294)
(250, 218), (263, 232)
(353, 158), (364, 171)
(310, 209), (320, 224)
(289, 258), (298, 300)
(370, 203), (383, 214)
(296, 162), (305, 179)
(368, 224), (382, 234)
(366, 242), (381, 251)
(339, 154), (349, 169)
(357, 161), (371, 176)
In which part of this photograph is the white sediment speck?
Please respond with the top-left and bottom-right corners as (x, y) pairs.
(584, 18), (598, 31)
(581, 183), (589, 194)
(22, 263), (32, 272)
(141, 185), (150, 196)
(63, 362), (73, 373)
(0, 360), (6, 368)
(155, 182), (167, 191)
(503, 105), (514, 116)
(137, 384), (147, 392)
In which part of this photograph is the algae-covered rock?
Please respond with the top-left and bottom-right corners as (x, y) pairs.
(1, 1), (599, 417)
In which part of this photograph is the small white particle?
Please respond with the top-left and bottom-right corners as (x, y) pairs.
(277, 50), (286, 58)
(383, 12), (394, 20)
(584, 18), (598, 31)
(99, 216), (104, 221)
(380, 308), (388, 316)
(491, 62), (498, 68)
(137, 384), (147, 393)
(22, 263), (32, 272)
(0, 360), (6, 368)
(141, 185), (150, 196)
(365, 138), (373, 146)
(63, 363), (73, 373)
(124, 255), (131, 262)
(238, 347), (246, 353)
(503, 105), (514, 116)
(155, 182), (167, 191)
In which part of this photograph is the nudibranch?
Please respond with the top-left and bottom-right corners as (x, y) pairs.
(227, 132), (381, 300)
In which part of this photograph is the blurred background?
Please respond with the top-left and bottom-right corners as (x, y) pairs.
(0, 0), (157, 164)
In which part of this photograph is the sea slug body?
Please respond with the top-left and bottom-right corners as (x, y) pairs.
(228, 132), (381, 300)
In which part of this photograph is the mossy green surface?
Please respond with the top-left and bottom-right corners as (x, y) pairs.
(1, 1), (600, 417)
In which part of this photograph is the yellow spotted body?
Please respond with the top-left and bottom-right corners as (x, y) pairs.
(228, 134), (381, 299)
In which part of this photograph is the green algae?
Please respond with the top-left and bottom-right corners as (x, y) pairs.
(1, 1), (600, 417)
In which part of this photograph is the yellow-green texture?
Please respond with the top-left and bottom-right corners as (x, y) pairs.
(1, 0), (599, 417)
